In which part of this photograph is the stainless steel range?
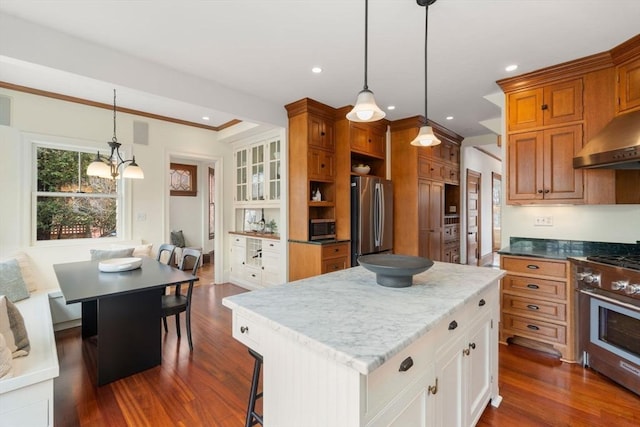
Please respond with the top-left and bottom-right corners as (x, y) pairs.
(573, 255), (640, 395)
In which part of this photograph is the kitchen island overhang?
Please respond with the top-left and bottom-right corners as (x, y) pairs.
(223, 261), (506, 426)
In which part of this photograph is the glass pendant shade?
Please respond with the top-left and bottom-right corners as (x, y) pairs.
(87, 157), (112, 178)
(122, 157), (144, 179)
(347, 89), (386, 122)
(410, 125), (441, 147)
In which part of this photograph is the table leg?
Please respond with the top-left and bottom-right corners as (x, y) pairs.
(96, 288), (162, 385)
(81, 300), (97, 339)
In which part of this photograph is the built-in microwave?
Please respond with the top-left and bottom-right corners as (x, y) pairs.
(309, 219), (336, 241)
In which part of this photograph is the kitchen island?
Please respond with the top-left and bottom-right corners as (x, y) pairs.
(223, 261), (506, 427)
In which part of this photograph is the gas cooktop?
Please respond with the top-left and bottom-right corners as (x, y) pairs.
(586, 255), (640, 271)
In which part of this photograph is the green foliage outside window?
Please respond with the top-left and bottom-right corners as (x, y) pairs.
(36, 146), (119, 241)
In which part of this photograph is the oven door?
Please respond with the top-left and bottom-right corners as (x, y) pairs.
(580, 289), (640, 394)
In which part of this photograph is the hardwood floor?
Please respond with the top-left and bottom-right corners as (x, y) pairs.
(53, 263), (639, 426)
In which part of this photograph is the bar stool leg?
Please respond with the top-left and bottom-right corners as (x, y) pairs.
(246, 349), (263, 427)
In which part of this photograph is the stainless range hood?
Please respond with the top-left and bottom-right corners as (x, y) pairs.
(573, 109), (640, 169)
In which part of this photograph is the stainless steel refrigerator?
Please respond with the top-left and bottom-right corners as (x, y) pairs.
(351, 175), (393, 266)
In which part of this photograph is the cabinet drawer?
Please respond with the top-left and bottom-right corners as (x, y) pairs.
(262, 240), (281, 253)
(231, 235), (246, 247)
(322, 257), (347, 274)
(232, 311), (263, 351)
(502, 257), (567, 279)
(241, 267), (262, 285)
(502, 274), (567, 300)
(502, 294), (566, 322)
(322, 243), (349, 259)
(501, 313), (566, 344)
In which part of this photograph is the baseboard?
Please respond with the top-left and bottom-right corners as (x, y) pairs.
(480, 252), (494, 266)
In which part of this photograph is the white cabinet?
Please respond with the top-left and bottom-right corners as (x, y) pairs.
(234, 136), (282, 204)
(229, 235), (283, 290)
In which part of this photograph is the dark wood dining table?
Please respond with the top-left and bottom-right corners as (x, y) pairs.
(54, 257), (197, 385)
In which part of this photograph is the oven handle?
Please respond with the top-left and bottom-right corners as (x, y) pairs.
(580, 289), (640, 313)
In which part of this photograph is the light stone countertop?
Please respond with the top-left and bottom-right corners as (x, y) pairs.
(223, 262), (506, 375)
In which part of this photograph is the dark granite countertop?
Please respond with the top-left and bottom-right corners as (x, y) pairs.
(288, 239), (350, 245)
(498, 237), (640, 260)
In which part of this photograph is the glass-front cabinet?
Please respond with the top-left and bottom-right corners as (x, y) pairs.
(234, 134), (282, 205)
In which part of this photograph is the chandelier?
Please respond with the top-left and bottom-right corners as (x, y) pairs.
(87, 89), (144, 179)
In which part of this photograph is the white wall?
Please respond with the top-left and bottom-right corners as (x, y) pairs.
(460, 136), (502, 263)
(0, 87), (234, 288)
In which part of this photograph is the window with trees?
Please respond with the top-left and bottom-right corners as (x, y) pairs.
(35, 144), (120, 241)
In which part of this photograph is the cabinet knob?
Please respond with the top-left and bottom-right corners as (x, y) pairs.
(541, 104), (548, 110)
(399, 356), (414, 372)
(478, 299), (486, 307)
(321, 131), (325, 136)
(463, 348), (470, 356)
(321, 163), (325, 168)
(537, 189), (543, 193)
(544, 189), (550, 194)
(448, 320), (458, 330)
(240, 326), (249, 334)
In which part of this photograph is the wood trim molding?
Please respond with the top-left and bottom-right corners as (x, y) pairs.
(610, 33), (640, 65)
(0, 81), (242, 132)
(496, 51), (613, 92)
(473, 146), (501, 162)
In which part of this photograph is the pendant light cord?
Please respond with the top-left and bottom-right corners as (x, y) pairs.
(424, 2), (429, 125)
(363, 0), (369, 91)
(112, 89), (118, 143)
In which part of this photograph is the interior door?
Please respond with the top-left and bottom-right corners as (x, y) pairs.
(466, 170), (481, 266)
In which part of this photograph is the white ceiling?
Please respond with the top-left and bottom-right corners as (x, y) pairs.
(0, 0), (638, 140)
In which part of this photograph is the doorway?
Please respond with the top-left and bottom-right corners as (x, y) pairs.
(466, 169), (481, 266)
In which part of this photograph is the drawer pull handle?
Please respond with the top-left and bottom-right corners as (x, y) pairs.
(469, 342), (476, 350)
(478, 299), (486, 307)
(448, 320), (458, 330)
(527, 324), (540, 331)
(527, 284), (539, 289)
(240, 326), (249, 334)
(527, 304), (540, 310)
(428, 378), (438, 395)
(399, 356), (414, 372)
(527, 264), (539, 270)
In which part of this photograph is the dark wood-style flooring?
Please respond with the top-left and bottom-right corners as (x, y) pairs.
(53, 264), (639, 426)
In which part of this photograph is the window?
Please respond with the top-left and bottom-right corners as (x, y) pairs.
(35, 144), (119, 241)
(169, 163), (197, 196)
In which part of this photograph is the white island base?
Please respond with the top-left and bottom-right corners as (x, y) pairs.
(223, 262), (505, 427)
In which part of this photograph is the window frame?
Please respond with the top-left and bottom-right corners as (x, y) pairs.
(28, 135), (129, 246)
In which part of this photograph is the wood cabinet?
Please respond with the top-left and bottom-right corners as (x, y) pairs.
(309, 114), (335, 150)
(616, 56), (640, 113)
(391, 117), (462, 262)
(443, 216), (460, 264)
(350, 121), (386, 159)
(499, 255), (576, 362)
(507, 79), (583, 132)
(507, 124), (584, 203)
(288, 241), (349, 281)
(499, 34), (640, 205)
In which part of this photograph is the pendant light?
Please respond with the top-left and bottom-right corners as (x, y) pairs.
(346, 0), (385, 122)
(87, 89), (144, 179)
(411, 0), (441, 147)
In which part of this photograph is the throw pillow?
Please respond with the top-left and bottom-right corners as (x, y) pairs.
(110, 243), (153, 258)
(170, 230), (186, 248)
(0, 332), (13, 378)
(11, 252), (38, 292)
(0, 258), (30, 302)
(90, 248), (135, 261)
(0, 295), (30, 358)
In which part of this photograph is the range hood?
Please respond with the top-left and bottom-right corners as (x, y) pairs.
(573, 109), (640, 169)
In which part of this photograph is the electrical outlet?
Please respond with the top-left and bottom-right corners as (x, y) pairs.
(534, 216), (553, 226)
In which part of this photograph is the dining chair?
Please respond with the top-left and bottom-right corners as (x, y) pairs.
(157, 243), (176, 266)
(162, 247), (201, 351)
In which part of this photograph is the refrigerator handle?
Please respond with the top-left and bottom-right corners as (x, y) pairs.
(374, 183), (382, 247)
(378, 183), (385, 246)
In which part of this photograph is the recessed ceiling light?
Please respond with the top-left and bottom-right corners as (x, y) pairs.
(505, 64), (518, 72)
(387, 105), (396, 111)
(312, 67), (322, 74)
(446, 116), (454, 120)
(202, 116), (210, 121)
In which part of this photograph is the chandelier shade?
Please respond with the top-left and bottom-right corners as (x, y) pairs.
(347, 0), (385, 123)
(87, 89), (144, 180)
